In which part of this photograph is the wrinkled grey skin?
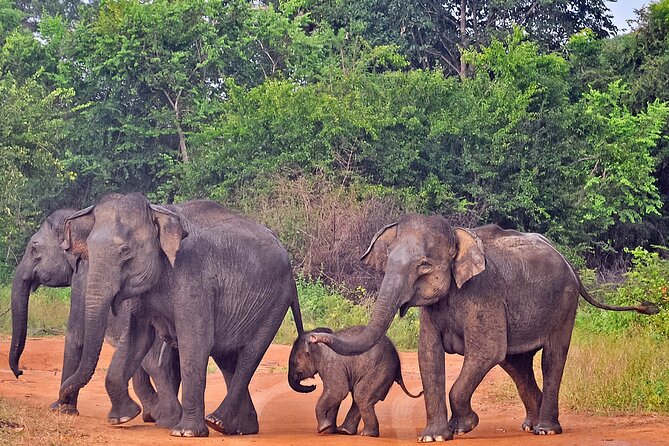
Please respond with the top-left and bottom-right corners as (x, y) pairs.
(58, 194), (304, 437)
(289, 326), (422, 437)
(311, 215), (658, 442)
(8, 209), (180, 426)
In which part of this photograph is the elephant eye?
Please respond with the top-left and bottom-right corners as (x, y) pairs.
(418, 260), (433, 274)
(119, 245), (134, 261)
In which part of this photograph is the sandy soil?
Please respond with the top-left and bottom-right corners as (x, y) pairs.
(1, 337), (669, 445)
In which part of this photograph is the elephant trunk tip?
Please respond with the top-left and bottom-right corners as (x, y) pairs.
(10, 365), (23, 379)
(638, 301), (660, 315)
(308, 333), (331, 345)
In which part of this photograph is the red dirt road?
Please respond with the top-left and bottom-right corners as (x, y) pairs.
(1, 337), (668, 445)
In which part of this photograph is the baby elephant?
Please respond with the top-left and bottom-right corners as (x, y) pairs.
(288, 326), (422, 437)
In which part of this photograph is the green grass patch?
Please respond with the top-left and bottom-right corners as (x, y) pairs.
(0, 285), (70, 336)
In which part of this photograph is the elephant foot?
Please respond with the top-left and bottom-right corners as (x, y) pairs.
(155, 408), (182, 429)
(317, 421), (335, 434)
(360, 427), (380, 437)
(521, 416), (538, 433)
(49, 401), (79, 416)
(336, 424), (357, 435)
(170, 420), (209, 437)
(142, 411), (156, 423)
(448, 411), (479, 436)
(107, 400), (141, 425)
(205, 411), (259, 435)
(533, 420), (562, 435)
(417, 424), (453, 442)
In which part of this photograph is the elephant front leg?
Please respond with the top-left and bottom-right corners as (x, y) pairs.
(51, 284), (86, 415)
(315, 389), (346, 434)
(417, 310), (452, 442)
(106, 317), (154, 425)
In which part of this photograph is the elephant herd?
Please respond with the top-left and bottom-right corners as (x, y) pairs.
(8, 193), (658, 442)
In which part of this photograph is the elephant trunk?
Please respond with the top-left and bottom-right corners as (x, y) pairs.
(9, 259), (36, 378)
(288, 343), (316, 393)
(59, 268), (115, 401)
(311, 269), (406, 356)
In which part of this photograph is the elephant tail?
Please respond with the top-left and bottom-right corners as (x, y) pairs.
(290, 281), (305, 335)
(577, 275), (659, 315)
(395, 364), (423, 399)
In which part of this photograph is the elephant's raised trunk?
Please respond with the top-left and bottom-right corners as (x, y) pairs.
(9, 259), (36, 378)
(311, 270), (406, 356)
(59, 267), (115, 401)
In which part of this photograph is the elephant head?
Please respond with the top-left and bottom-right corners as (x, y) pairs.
(288, 327), (334, 393)
(9, 209), (77, 378)
(57, 193), (188, 400)
(310, 214), (485, 355)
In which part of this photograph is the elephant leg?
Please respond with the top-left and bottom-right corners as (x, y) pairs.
(448, 317), (506, 436)
(131, 366), (158, 422)
(417, 309), (452, 442)
(106, 317), (154, 425)
(315, 388), (347, 434)
(535, 322), (574, 435)
(499, 351), (542, 433)
(51, 282), (86, 415)
(140, 340), (182, 428)
(170, 314), (211, 438)
(210, 352), (258, 435)
(205, 326), (275, 435)
(357, 400), (380, 437)
(337, 401), (360, 435)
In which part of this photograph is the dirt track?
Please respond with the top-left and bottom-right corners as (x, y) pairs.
(1, 337), (668, 445)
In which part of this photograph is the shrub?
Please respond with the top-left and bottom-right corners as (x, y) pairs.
(576, 247), (669, 337)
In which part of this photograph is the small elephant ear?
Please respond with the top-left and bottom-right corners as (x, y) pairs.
(361, 222), (398, 272)
(60, 205), (96, 260)
(150, 205), (188, 267)
(453, 228), (486, 289)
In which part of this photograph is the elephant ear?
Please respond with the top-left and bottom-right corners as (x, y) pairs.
(60, 205), (96, 260)
(150, 205), (188, 267)
(361, 222), (398, 272)
(453, 228), (486, 289)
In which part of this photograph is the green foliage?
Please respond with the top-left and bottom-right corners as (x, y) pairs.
(0, 285), (71, 336)
(0, 75), (73, 280)
(576, 247), (669, 337)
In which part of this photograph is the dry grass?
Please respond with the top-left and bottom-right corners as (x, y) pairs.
(0, 398), (89, 446)
(488, 329), (669, 414)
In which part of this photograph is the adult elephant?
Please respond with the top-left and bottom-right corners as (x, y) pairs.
(57, 194), (304, 437)
(8, 208), (180, 426)
(310, 215), (658, 442)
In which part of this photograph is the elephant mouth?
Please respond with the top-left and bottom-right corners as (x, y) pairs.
(299, 377), (317, 387)
(399, 302), (411, 317)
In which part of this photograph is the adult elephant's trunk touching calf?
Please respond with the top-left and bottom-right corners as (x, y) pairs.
(310, 271), (408, 356)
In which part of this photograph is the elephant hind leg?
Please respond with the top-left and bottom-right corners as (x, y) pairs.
(337, 401), (360, 435)
(499, 351), (542, 432)
(357, 399), (381, 437)
(207, 352), (258, 435)
(535, 320), (574, 435)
